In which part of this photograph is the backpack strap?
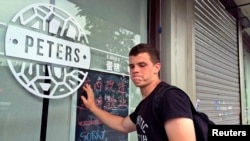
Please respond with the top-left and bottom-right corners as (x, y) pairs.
(152, 84), (175, 124)
(153, 84), (215, 141)
(153, 84), (196, 124)
(162, 87), (215, 125)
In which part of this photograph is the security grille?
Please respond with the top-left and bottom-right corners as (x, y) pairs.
(195, 0), (240, 124)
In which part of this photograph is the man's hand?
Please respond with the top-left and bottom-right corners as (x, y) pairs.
(81, 84), (97, 110)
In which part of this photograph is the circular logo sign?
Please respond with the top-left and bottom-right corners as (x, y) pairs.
(5, 3), (91, 99)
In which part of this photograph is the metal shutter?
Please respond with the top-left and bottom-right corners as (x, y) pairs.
(194, 0), (240, 124)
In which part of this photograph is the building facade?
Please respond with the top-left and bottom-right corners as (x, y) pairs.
(0, 0), (249, 141)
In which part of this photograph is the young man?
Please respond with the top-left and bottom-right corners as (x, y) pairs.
(81, 43), (196, 141)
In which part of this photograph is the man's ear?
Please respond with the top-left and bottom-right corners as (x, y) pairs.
(154, 63), (161, 73)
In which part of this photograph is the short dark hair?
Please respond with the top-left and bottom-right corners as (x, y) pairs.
(129, 43), (160, 64)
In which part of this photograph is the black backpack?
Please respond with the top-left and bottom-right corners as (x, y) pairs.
(153, 84), (215, 141)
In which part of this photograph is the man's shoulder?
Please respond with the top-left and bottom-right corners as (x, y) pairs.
(157, 82), (187, 98)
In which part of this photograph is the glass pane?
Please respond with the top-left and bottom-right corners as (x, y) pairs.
(0, 1), (52, 141)
(0, 0), (147, 141)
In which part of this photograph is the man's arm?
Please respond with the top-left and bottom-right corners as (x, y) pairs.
(81, 84), (136, 133)
(164, 117), (196, 141)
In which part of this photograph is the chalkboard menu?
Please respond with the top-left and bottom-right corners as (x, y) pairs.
(75, 70), (129, 141)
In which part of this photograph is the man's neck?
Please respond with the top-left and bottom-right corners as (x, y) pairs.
(140, 79), (161, 99)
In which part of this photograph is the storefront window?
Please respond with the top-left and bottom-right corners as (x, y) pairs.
(0, 0), (147, 141)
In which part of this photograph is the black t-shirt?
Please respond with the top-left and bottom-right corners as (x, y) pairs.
(129, 81), (193, 141)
